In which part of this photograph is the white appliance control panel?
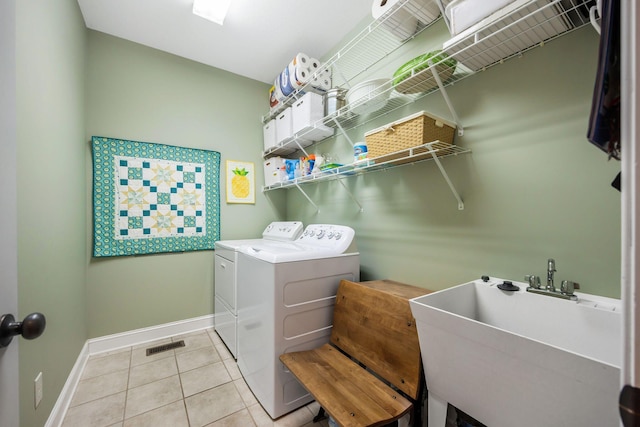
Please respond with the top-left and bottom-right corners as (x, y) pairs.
(297, 224), (356, 253)
(263, 221), (304, 241)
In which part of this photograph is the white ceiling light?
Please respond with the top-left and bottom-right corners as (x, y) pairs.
(192, 0), (231, 25)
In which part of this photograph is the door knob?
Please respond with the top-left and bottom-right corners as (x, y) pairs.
(0, 312), (46, 348)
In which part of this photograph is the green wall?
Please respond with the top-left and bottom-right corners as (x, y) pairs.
(85, 31), (283, 338)
(286, 24), (622, 298)
(15, 0), (88, 426)
(11, 4), (622, 425)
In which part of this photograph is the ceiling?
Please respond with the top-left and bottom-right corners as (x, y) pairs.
(77, 0), (374, 84)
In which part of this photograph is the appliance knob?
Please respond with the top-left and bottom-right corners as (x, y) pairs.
(317, 230), (325, 239)
(335, 232), (342, 240)
(327, 232), (334, 239)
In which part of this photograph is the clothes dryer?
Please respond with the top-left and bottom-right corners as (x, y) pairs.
(214, 221), (303, 358)
(236, 224), (360, 418)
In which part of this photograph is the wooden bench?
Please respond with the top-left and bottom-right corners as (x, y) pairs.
(279, 279), (432, 427)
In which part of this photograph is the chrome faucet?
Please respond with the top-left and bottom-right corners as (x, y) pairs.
(525, 258), (580, 301)
(525, 274), (541, 289)
(546, 258), (556, 292)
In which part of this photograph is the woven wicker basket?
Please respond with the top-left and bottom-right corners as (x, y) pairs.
(364, 111), (456, 163)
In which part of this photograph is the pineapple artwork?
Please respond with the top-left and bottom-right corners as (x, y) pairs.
(226, 160), (255, 204)
(231, 167), (250, 198)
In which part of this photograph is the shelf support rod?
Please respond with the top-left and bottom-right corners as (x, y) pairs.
(332, 63), (352, 90)
(294, 182), (319, 213)
(434, 0), (452, 34)
(429, 151), (465, 210)
(337, 179), (364, 212)
(330, 116), (355, 147)
(428, 59), (464, 136)
(292, 139), (310, 157)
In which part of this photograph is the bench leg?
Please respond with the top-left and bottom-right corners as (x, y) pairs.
(313, 407), (326, 423)
(412, 380), (426, 427)
(427, 391), (448, 427)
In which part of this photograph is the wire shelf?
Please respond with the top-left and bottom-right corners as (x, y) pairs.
(263, 0), (595, 159)
(441, 0), (595, 72)
(261, 0), (597, 210)
(262, 0), (442, 123)
(262, 141), (470, 191)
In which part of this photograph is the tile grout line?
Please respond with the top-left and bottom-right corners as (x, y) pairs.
(122, 345), (132, 425)
(123, 347), (186, 424)
(232, 380), (259, 427)
(67, 330), (317, 427)
(174, 346), (192, 427)
(67, 368), (128, 410)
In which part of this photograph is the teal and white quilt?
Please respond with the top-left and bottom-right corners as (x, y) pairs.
(92, 136), (220, 257)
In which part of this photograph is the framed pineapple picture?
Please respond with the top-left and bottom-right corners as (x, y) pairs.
(226, 160), (255, 204)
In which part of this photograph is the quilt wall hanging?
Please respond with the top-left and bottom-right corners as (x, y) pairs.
(92, 136), (221, 257)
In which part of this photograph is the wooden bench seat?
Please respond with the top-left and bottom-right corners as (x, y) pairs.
(279, 279), (432, 427)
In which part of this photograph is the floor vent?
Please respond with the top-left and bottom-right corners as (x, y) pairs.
(146, 340), (185, 356)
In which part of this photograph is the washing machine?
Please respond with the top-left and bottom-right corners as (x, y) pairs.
(214, 221), (303, 358)
(236, 224), (360, 419)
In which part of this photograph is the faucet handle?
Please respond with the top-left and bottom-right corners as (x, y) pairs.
(525, 275), (541, 289)
(561, 280), (580, 295)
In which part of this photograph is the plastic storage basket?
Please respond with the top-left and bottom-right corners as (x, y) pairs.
(364, 111), (456, 163)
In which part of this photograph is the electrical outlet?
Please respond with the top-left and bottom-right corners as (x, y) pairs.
(34, 372), (43, 409)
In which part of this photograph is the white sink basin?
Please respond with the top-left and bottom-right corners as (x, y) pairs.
(410, 276), (621, 427)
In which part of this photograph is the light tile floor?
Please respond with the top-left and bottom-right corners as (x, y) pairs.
(61, 329), (329, 427)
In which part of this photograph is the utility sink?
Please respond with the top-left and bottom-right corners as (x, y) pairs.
(409, 276), (621, 427)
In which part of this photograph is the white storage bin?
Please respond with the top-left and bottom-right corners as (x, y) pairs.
(263, 120), (276, 152)
(371, 0), (441, 40)
(292, 92), (324, 135)
(445, 0), (513, 35)
(263, 157), (285, 187)
(442, 0), (571, 71)
(404, 0), (441, 25)
(275, 107), (293, 144)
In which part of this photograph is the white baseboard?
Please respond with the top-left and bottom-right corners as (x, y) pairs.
(87, 314), (214, 355)
(46, 314), (214, 426)
(45, 341), (89, 427)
